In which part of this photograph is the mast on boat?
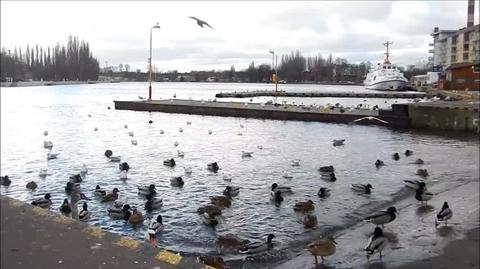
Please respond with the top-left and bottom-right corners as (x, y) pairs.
(383, 41), (392, 64)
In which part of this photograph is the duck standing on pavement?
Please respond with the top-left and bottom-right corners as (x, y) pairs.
(436, 201), (453, 227)
(364, 206), (398, 227)
(239, 234), (275, 254)
(306, 236), (337, 266)
(365, 227), (388, 261)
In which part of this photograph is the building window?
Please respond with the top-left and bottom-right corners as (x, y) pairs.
(464, 44), (469, 50)
(451, 55), (457, 62)
(464, 32), (469, 42)
(451, 47), (457, 53)
(452, 36), (458, 44)
(455, 79), (466, 83)
(463, 53), (469, 60)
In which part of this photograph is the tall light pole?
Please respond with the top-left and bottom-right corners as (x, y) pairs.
(148, 23), (161, 101)
(269, 49), (278, 93)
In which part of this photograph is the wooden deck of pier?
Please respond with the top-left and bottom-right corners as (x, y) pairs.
(214, 90), (426, 99)
(114, 99), (410, 128)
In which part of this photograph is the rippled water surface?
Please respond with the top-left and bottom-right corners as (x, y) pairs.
(1, 82), (479, 261)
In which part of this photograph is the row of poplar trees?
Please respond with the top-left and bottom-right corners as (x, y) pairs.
(1, 36), (99, 81)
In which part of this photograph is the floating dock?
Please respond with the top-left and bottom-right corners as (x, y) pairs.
(214, 90), (426, 99)
(114, 99), (410, 128)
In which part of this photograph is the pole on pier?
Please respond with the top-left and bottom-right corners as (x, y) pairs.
(148, 23), (160, 101)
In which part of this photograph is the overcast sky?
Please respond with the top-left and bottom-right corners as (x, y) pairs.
(1, 1), (479, 72)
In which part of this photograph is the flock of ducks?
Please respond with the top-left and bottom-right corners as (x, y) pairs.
(301, 149), (454, 267)
(0, 117), (455, 269)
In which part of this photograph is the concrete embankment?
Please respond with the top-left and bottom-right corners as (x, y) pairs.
(114, 99), (480, 133)
(114, 99), (410, 128)
(0, 196), (210, 269)
(400, 101), (480, 133)
(215, 90), (426, 99)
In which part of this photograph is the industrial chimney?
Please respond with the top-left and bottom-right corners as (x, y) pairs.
(467, 0), (474, 27)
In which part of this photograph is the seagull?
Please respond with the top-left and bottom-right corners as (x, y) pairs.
(353, 116), (389, 124)
(188, 16), (214, 30)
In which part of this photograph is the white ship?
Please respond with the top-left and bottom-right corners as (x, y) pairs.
(364, 41), (408, 91)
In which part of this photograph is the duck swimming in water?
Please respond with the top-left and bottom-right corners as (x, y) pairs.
(202, 212), (219, 227)
(69, 174), (83, 183)
(375, 160), (385, 168)
(31, 193), (52, 208)
(59, 199), (72, 215)
(94, 185), (106, 197)
(365, 227), (388, 261)
(317, 187), (331, 198)
(79, 202), (91, 221)
(321, 172), (336, 182)
(170, 177), (184, 187)
(43, 141), (53, 149)
(318, 165), (334, 173)
(47, 152), (60, 160)
(210, 195), (232, 208)
(405, 149), (413, 156)
(291, 160), (301, 167)
(294, 200), (315, 213)
(404, 179), (426, 190)
(270, 191), (284, 204)
(306, 236), (337, 266)
(332, 139), (345, 146)
(207, 162), (220, 172)
(392, 153), (400, 160)
(101, 188), (120, 202)
(364, 206), (397, 227)
(147, 215), (164, 240)
(304, 214), (318, 229)
(436, 201), (453, 227)
(240, 234), (275, 254)
(412, 158), (424, 164)
(223, 186), (240, 197)
(417, 169), (429, 177)
(145, 194), (163, 212)
(128, 209), (144, 226)
(119, 162), (130, 172)
(138, 184), (156, 196)
(351, 184), (374, 194)
(271, 183), (292, 194)
(26, 181), (38, 190)
(108, 204), (131, 220)
(163, 158), (176, 167)
(0, 175), (11, 186)
(197, 204), (222, 217)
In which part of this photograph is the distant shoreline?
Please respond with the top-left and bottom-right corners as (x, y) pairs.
(0, 80), (364, 88)
(0, 80), (121, 88)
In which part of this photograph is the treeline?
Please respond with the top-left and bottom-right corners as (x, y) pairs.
(1, 36), (99, 82)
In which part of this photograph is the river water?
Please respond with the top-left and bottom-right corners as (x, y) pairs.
(1, 82), (478, 267)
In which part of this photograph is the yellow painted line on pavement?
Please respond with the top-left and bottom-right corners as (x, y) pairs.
(9, 199), (23, 207)
(155, 250), (182, 266)
(115, 237), (140, 250)
(53, 215), (75, 224)
(83, 227), (105, 239)
(32, 206), (50, 216)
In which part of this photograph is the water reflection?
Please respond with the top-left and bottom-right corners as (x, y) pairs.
(1, 82), (479, 259)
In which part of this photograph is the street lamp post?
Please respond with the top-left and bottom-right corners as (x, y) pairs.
(148, 23), (161, 101)
(269, 49), (278, 93)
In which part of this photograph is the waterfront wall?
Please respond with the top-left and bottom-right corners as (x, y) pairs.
(114, 100), (410, 128)
(405, 102), (480, 133)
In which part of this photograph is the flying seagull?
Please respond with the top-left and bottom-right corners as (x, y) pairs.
(188, 16), (214, 30)
(352, 116), (389, 124)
